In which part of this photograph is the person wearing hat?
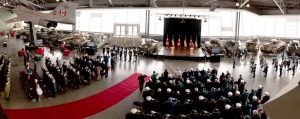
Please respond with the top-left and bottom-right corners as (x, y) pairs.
(233, 103), (243, 119)
(222, 104), (233, 119)
(260, 92), (270, 104)
(256, 85), (263, 100)
(251, 96), (259, 110)
(251, 110), (261, 119)
(125, 108), (142, 119)
(151, 71), (158, 82)
(163, 69), (169, 81)
(138, 73), (146, 91)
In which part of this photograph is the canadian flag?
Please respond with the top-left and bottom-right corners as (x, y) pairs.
(166, 34), (169, 47)
(177, 35), (181, 48)
(59, 10), (67, 16)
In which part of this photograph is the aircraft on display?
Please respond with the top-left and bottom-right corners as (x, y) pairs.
(5, 1), (78, 28)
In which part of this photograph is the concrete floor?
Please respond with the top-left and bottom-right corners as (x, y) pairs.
(0, 37), (299, 119)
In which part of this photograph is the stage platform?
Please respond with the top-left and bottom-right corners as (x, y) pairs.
(150, 47), (212, 61)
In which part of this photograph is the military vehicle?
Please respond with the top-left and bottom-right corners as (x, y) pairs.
(246, 38), (260, 53)
(287, 40), (300, 56)
(260, 39), (286, 54)
(140, 39), (162, 55)
(204, 38), (224, 54)
(224, 40), (241, 55)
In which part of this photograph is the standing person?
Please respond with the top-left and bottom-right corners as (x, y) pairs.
(102, 47), (106, 55)
(244, 48), (248, 59)
(263, 64), (268, 77)
(251, 64), (256, 78)
(107, 47), (110, 55)
(233, 55), (236, 68)
(110, 57), (116, 71)
(134, 47), (138, 62)
(129, 48), (133, 62)
(279, 64), (283, 77)
(26, 51), (30, 62)
(24, 52), (27, 67)
(56, 57), (60, 66)
(138, 73), (146, 91)
(274, 59), (278, 72)
(119, 47), (123, 60)
(292, 64), (296, 76)
(34, 61), (37, 71)
(124, 48), (127, 61)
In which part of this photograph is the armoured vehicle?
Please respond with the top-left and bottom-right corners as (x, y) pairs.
(204, 38), (224, 54)
(246, 38), (260, 53)
(287, 40), (300, 56)
(140, 39), (162, 55)
(260, 39), (286, 54)
(224, 40), (241, 55)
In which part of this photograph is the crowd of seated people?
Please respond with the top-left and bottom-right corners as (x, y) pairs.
(127, 68), (270, 119)
(0, 54), (11, 100)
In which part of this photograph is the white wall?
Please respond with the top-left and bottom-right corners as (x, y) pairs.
(56, 8), (300, 38)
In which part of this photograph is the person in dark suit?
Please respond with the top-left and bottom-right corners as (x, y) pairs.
(260, 92), (270, 104)
(138, 73), (146, 91)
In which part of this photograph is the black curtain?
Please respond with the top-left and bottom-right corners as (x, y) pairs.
(163, 18), (201, 48)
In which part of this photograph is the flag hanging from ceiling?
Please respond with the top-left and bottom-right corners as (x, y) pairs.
(177, 35), (181, 48)
(195, 35), (198, 48)
(189, 36), (194, 48)
(172, 35), (175, 47)
(166, 34), (169, 47)
(184, 35), (187, 48)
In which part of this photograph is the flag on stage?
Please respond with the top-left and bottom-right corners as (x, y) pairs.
(195, 35), (198, 48)
(177, 35), (181, 48)
(184, 35), (187, 48)
(166, 34), (169, 47)
(172, 35), (175, 47)
(189, 36), (194, 47)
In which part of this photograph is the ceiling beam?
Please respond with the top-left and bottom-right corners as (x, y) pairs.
(273, 0), (286, 15)
(288, 1), (300, 8)
(239, 0), (249, 8)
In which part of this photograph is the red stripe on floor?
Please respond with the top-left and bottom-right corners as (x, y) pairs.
(5, 73), (147, 119)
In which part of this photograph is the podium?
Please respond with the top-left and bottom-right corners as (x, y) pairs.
(189, 48), (194, 56)
(170, 47), (175, 55)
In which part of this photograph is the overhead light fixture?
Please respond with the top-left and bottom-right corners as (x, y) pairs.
(236, 2), (239, 7)
(204, 18), (207, 22)
(158, 16), (162, 20)
(246, 3), (250, 7)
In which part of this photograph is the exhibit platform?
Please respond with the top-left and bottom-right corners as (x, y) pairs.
(150, 47), (222, 61)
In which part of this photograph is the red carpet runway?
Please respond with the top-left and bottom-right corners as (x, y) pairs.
(5, 73), (146, 119)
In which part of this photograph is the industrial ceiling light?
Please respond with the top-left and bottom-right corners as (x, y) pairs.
(158, 16), (162, 20)
(246, 3), (250, 7)
(204, 18), (207, 22)
(235, 2), (239, 7)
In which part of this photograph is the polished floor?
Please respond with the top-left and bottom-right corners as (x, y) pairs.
(0, 37), (299, 119)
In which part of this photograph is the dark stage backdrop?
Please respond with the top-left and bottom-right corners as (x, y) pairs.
(163, 18), (201, 48)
